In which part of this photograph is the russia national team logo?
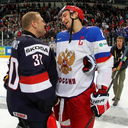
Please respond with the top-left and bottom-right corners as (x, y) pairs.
(57, 49), (75, 74)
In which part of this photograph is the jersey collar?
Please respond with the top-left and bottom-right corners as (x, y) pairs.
(22, 30), (37, 38)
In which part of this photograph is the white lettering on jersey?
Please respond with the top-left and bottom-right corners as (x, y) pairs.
(32, 54), (43, 66)
(8, 57), (19, 90)
(12, 40), (20, 49)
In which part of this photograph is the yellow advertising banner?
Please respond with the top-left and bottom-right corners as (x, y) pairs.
(0, 47), (5, 55)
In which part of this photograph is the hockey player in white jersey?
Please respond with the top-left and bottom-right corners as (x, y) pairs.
(54, 5), (113, 128)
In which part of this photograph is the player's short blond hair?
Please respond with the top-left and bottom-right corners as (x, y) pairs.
(22, 11), (40, 30)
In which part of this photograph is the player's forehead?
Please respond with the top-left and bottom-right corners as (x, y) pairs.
(36, 14), (42, 19)
(117, 38), (123, 42)
(62, 10), (70, 16)
(37, 14), (45, 22)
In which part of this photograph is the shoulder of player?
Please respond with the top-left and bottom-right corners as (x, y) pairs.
(13, 36), (48, 48)
(85, 26), (100, 32)
(57, 29), (68, 36)
(56, 30), (68, 42)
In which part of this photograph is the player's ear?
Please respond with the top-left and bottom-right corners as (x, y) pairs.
(75, 11), (78, 17)
(31, 20), (36, 28)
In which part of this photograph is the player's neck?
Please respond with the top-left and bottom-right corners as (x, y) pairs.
(22, 30), (37, 38)
(70, 20), (83, 34)
(72, 24), (83, 34)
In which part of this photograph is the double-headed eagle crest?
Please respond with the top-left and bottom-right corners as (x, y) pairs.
(57, 49), (75, 74)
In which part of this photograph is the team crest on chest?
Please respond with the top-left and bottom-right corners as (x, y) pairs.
(57, 49), (75, 74)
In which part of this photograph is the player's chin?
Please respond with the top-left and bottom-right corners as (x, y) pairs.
(42, 30), (46, 35)
(66, 24), (70, 29)
(117, 45), (122, 50)
(66, 25), (71, 30)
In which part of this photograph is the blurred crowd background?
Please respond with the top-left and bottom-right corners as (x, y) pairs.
(0, 0), (128, 46)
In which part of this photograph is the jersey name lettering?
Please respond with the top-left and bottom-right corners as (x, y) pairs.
(58, 77), (76, 84)
(24, 44), (49, 56)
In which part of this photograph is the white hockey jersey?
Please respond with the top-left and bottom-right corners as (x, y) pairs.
(56, 26), (113, 98)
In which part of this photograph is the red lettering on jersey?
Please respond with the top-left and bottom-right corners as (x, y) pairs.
(65, 78), (68, 84)
(59, 77), (62, 83)
(78, 36), (84, 45)
(13, 112), (27, 119)
(58, 77), (76, 85)
(62, 78), (65, 84)
(69, 79), (72, 84)
(72, 78), (76, 84)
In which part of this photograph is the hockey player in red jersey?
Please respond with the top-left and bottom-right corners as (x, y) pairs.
(54, 5), (113, 128)
(6, 11), (59, 128)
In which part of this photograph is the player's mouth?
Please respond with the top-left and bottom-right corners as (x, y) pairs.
(65, 21), (69, 27)
(117, 44), (122, 49)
